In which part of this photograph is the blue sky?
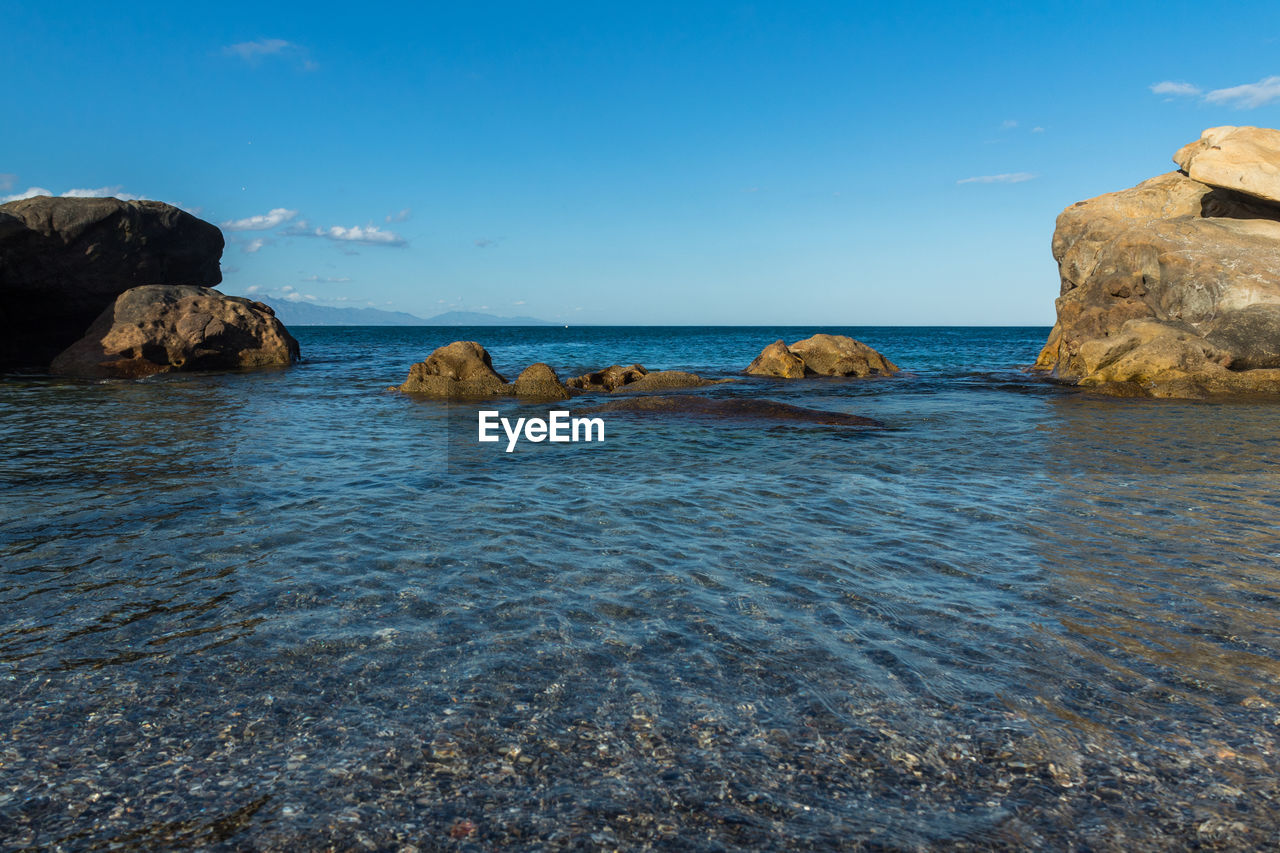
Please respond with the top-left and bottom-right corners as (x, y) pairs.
(3, 1), (1280, 324)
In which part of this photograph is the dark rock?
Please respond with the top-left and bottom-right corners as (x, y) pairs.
(1205, 304), (1280, 370)
(578, 395), (883, 427)
(0, 196), (224, 369)
(50, 285), (298, 378)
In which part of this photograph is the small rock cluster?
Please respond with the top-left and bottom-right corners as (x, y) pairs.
(395, 335), (899, 400)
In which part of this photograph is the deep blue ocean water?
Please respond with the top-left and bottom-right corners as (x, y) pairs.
(3, 326), (1280, 850)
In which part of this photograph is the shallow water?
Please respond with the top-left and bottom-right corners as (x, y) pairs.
(3, 326), (1280, 850)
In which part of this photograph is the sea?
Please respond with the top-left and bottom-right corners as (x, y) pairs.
(3, 325), (1280, 850)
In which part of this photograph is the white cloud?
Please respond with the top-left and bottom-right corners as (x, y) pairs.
(222, 208), (298, 231)
(243, 238), (267, 254)
(1001, 119), (1018, 129)
(513, 300), (526, 306)
(223, 39), (317, 71)
(385, 208), (411, 223)
(245, 285), (263, 294)
(62, 186), (140, 200)
(224, 39), (292, 60)
(0, 174), (14, 191)
(1204, 76), (1280, 108)
(2, 185), (141, 203)
(956, 172), (1038, 185)
(1151, 80), (1201, 97)
(301, 274), (352, 283)
(314, 224), (406, 246)
(1, 187), (51, 203)
(1031, 126), (1045, 133)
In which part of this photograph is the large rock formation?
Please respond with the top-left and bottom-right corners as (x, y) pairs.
(746, 334), (898, 378)
(399, 341), (512, 396)
(50, 286), (298, 379)
(0, 196), (224, 369)
(1036, 126), (1280, 396)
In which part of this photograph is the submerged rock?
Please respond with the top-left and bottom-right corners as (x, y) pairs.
(568, 364), (729, 393)
(0, 195), (224, 370)
(745, 334), (898, 378)
(567, 364), (649, 392)
(1037, 128), (1280, 396)
(399, 341), (510, 397)
(50, 285), (298, 378)
(578, 395), (883, 427)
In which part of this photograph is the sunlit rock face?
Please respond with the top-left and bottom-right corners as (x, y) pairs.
(1037, 127), (1280, 397)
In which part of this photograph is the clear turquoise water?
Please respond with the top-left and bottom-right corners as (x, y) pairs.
(3, 326), (1280, 850)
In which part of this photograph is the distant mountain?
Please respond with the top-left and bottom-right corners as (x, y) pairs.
(418, 310), (555, 326)
(264, 302), (554, 326)
(265, 301), (429, 326)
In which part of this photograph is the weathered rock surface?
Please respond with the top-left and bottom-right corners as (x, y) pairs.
(0, 196), (224, 369)
(745, 334), (898, 378)
(512, 363), (571, 400)
(50, 285), (298, 379)
(579, 396), (883, 427)
(745, 340), (806, 378)
(1174, 126), (1280, 206)
(399, 341), (510, 396)
(1036, 143), (1280, 396)
(567, 364), (649, 392)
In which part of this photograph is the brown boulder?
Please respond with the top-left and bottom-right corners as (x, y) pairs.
(745, 340), (806, 378)
(1036, 156), (1280, 396)
(788, 334), (898, 377)
(0, 196), (224, 369)
(399, 341), (510, 396)
(512, 362), (571, 399)
(745, 334), (897, 378)
(50, 285), (298, 379)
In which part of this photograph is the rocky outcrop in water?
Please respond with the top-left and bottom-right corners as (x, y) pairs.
(398, 345), (728, 398)
(567, 363), (729, 393)
(399, 340), (513, 397)
(746, 334), (898, 378)
(0, 196), (224, 370)
(50, 285), (299, 379)
(512, 363), (572, 400)
(566, 364), (649, 392)
(1036, 126), (1280, 397)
